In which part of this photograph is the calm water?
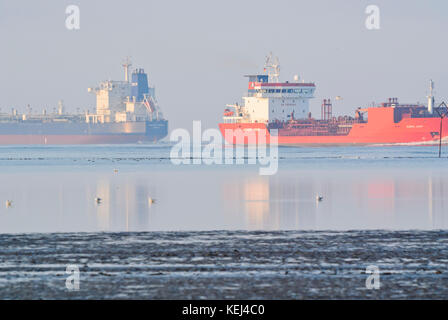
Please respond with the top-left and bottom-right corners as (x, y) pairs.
(0, 144), (447, 233)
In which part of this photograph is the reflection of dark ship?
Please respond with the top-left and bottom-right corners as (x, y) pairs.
(0, 60), (168, 144)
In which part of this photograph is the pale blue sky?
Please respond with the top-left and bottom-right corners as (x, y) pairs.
(1, 0), (448, 131)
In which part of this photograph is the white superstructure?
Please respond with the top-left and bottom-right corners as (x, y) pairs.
(91, 80), (132, 118)
(223, 54), (316, 124)
(86, 60), (162, 124)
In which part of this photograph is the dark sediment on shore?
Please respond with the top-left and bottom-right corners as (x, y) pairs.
(0, 230), (447, 299)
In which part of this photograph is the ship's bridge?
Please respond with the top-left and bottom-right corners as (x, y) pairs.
(240, 74), (316, 123)
(224, 55), (317, 124)
(245, 75), (315, 99)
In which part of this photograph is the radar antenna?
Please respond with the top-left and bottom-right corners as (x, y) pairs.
(264, 52), (280, 83)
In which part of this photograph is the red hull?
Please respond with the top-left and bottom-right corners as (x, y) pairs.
(0, 135), (156, 145)
(219, 116), (448, 146)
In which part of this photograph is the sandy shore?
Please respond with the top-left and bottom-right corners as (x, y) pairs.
(0, 230), (447, 299)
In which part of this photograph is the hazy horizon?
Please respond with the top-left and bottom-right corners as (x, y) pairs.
(1, 0), (447, 132)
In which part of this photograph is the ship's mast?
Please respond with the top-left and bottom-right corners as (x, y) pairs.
(122, 57), (132, 82)
(264, 52), (280, 83)
(428, 79), (434, 114)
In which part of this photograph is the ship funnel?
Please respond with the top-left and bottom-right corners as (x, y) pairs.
(428, 80), (434, 113)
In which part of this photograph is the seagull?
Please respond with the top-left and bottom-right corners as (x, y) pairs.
(148, 197), (156, 205)
(5, 200), (12, 208)
(94, 197), (102, 204)
(316, 195), (323, 202)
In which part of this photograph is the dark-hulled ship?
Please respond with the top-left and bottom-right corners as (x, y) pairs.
(0, 60), (168, 144)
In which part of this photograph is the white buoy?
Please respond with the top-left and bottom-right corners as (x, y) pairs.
(5, 200), (12, 208)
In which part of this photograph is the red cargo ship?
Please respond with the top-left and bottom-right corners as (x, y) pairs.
(219, 54), (447, 146)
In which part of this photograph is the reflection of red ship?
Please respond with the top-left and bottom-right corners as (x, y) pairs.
(219, 54), (447, 146)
